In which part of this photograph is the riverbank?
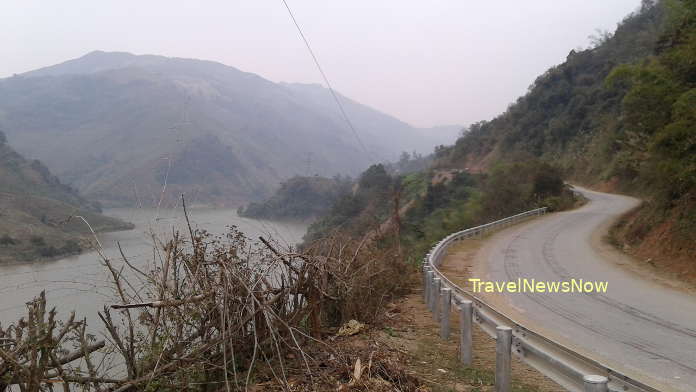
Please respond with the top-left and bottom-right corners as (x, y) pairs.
(0, 207), (308, 323)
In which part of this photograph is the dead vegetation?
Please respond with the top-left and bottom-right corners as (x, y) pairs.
(0, 292), (109, 391)
(0, 198), (416, 391)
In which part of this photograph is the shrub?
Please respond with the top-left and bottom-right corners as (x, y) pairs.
(61, 239), (81, 254)
(0, 234), (17, 245)
(38, 246), (59, 257)
(29, 235), (46, 246)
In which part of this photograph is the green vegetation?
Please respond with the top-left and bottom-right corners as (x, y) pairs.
(301, 1), (696, 277)
(443, 1), (665, 169)
(0, 234), (17, 246)
(431, 0), (695, 267)
(29, 235), (46, 247)
(238, 175), (352, 220)
(604, 0), (696, 199)
(304, 158), (574, 264)
(304, 163), (397, 242)
(247, 150), (436, 223)
(399, 160), (575, 264)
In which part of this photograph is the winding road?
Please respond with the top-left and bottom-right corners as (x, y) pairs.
(462, 186), (696, 391)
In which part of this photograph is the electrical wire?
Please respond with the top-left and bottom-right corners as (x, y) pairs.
(280, 0), (375, 161)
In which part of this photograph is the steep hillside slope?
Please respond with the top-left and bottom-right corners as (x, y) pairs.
(440, 0), (696, 278)
(443, 2), (664, 170)
(0, 132), (132, 262)
(0, 51), (456, 206)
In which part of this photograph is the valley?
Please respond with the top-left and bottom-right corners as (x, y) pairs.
(0, 1), (694, 390)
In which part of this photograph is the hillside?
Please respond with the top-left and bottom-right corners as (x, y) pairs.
(437, 0), (696, 279)
(303, 160), (576, 259)
(0, 51), (459, 206)
(238, 175), (352, 220)
(238, 150), (433, 221)
(0, 131), (132, 262)
(302, 0), (696, 279)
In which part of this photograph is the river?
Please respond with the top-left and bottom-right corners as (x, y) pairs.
(0, 207), (309, 328)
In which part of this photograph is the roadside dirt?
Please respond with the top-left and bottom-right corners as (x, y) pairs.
(262, 282), (563, 391)
(254, 225), (562, 391)
(413, 237), (563, 391)
(572, 182), (696, 291)
(594, 211), (696, 295)
(367, 290), (563, 392)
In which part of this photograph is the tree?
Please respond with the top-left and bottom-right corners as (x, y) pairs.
(589, 29), (614, 48)
(358, 164), (391, 190)
(29, 235), (46, 246)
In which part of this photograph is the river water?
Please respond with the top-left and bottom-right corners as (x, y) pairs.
(0, 207), (309, 328)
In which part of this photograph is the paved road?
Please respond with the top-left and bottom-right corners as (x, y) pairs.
(470, 186), (696, 391)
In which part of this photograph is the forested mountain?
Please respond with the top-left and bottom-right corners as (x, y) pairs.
(304, 0), (695, 277)
(0, 51), (458, 206)
(436, 0), (696, 275)
(0, 132), (131, 262)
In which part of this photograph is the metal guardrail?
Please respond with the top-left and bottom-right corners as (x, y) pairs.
(423, 207), (661, 392)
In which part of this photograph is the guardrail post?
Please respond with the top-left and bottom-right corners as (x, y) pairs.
(583, 375), (608, 392)
(427, 272), (435, 311)
(495, 326), (512, 392)
(440, 288), (452, 340)
(432, 278), (441, 322)
(459, 300), (473, 365)
(427, 273), (436, 311)
(423, 267), (431, 303)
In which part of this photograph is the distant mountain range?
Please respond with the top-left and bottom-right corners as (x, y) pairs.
(0, 51), (460, 206)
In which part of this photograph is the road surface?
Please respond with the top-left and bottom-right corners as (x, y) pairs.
(462, 186), (696, 391)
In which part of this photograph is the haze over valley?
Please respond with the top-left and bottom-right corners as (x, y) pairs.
(0, 51), (459, 206)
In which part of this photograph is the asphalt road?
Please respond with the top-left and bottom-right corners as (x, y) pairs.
(469, 186), (696, 391)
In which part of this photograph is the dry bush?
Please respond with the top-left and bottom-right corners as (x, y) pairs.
(0, 292), (109, 391)
(299, 233), (413, 330)
(0, 199), (415, 391)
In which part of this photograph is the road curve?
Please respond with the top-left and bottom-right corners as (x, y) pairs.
(464, 186), (696, 392)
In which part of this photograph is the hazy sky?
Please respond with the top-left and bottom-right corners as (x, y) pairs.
(1, 0), (640, 127)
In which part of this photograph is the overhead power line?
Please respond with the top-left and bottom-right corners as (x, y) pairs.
(280, 0), (374, 160)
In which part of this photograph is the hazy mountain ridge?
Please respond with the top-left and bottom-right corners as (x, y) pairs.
(0, 51), (458, 206)
(0, 131), (132, 262)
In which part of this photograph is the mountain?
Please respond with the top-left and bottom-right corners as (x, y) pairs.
(0, 51), (454, 206)
(0, 131), (132, 262)
(438, 1), (696, 277)
(305, 0), (695, 281)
